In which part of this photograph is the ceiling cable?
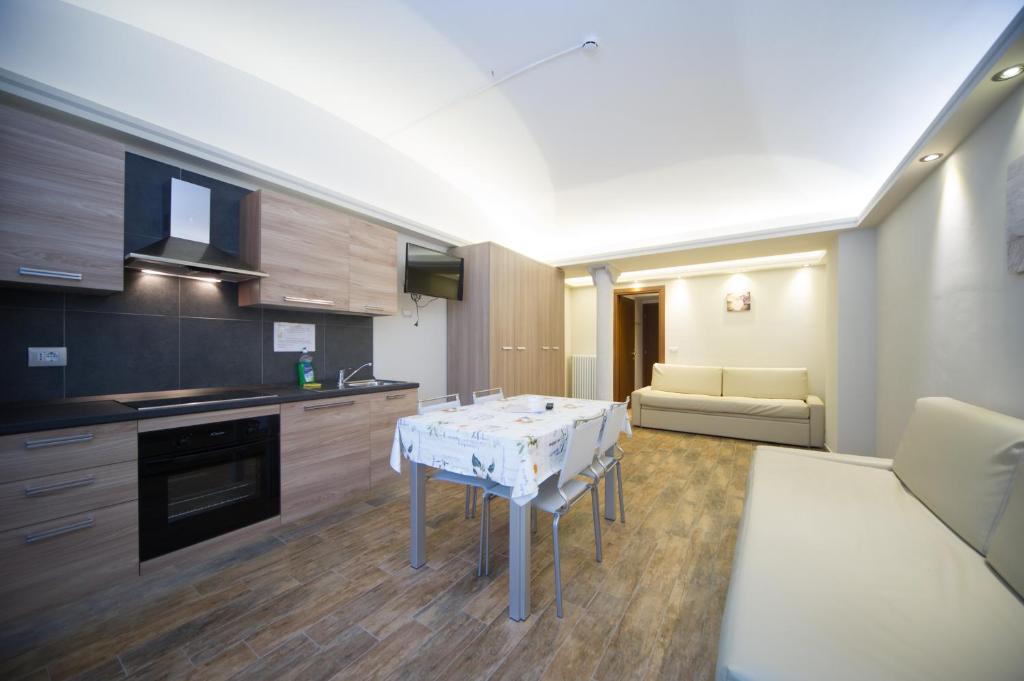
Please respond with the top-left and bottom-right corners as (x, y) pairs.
(386, 38), (599, 139)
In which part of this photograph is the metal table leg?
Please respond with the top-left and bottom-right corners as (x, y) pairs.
(410, 461), (426, 568)
(508, 500), (532, 620)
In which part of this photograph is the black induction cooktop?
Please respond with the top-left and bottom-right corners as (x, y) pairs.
(118, 390), (277, 411)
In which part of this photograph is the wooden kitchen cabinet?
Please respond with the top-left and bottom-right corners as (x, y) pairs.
(280, 394), (371, 522)
(447, 242), (565, 402)
(369, 388), (416, 490)
(239, 189), (350, 312)
(0, 420), (138, 621)
(348, 216), (398, 315)
(0, 103), (125, 293)
(238, 190), (398, 315)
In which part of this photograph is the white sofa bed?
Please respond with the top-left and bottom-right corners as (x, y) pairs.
(716, 397), (1024, 681)
(631, 364), (824, 448)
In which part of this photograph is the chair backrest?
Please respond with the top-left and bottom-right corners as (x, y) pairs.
(598, 400), (629, 454)
(418, 393), (461, 415)
(473, 387), (504, 404)
(558, 412), (605, 487)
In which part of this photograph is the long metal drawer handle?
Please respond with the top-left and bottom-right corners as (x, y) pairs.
(552, 346), (560, 350)
(385, 394), (406, 400)
(283, 296), (335, 305)
(19, 266), (83, 281)
(24, 433), (94, 449)
(304, 400), (356, 411)
(24, 476), (96, 497)
(516, 346), (526, 351)
(541, 346), (550, 350)
(24, 516), (94, 544)
(500, 346), (513, 351)
(363, 305), (385, 312)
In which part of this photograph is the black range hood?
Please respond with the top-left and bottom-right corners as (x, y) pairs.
(124, 177), (266, 283)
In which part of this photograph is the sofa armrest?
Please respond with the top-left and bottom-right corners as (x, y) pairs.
(807, 394), (825, 448)
(630, 386), (650, 428)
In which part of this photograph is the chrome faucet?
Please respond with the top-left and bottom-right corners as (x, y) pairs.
(339, 362), (373, 387)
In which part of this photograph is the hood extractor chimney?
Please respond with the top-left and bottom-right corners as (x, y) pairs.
(124, 178), (267, 283)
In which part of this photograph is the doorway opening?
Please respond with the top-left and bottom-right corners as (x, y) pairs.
(613, 286), (665, 402)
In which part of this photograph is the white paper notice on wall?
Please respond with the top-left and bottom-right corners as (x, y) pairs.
(273, 322), (316, 352)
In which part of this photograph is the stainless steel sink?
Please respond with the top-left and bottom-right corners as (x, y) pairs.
(341, 379), (400, 388)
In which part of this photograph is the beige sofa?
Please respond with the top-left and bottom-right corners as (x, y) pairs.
(630, 364), (824, 447)
(717, 397), (1024, 681)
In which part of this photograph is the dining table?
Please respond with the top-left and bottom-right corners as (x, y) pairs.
(389, 394), (621, 620)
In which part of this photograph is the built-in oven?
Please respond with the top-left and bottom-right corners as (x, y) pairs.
(138, 414), (280, 561)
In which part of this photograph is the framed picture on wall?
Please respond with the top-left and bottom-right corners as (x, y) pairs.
(726, 291), (751, 312)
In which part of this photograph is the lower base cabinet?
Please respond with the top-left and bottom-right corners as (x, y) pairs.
(0, 500), (138, 621)
(370, 389), (417, 490)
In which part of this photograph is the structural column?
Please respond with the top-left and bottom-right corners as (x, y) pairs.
(587, 264), (619, 401)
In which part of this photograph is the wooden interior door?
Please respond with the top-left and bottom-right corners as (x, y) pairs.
(642, 302), (659, 386)
(548, 267), (565, 396)
(489, 245), (517, 397)
(614, 295), (635, 402)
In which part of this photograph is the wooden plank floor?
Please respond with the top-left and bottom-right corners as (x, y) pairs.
(0, 427), (755, 681)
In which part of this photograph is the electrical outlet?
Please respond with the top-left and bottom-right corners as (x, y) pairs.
(28, 347), (67, 367)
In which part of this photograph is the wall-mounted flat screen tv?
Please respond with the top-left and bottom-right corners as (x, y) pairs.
(404, 243), (464, 301)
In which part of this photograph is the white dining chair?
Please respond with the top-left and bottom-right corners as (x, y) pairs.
(472, 387), (505, 404)
(581, 397), (630, 522)
(418, 393), (487, 534)
(481, 411), (605, 617)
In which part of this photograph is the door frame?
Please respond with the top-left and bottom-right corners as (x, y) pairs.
(613, 285), (665, 400)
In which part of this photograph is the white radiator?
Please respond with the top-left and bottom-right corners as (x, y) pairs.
(571, 354), (598, 399)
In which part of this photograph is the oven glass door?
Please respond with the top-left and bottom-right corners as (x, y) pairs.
(140, 442), (279, 561)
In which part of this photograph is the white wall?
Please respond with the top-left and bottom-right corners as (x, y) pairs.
(875, 84), (1024, 455)
(372, 235), (448, 399)
(569, 286), (597, 355)
(827, 229), (877, 455)
(569, 266), (827, 398)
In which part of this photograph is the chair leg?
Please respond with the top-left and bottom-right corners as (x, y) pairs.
(472, 487), (478, 518)
(465, 486), (472, 519)
(590, 485), (603, 563)
(615, 461), (625, 523)
(531, 505), (537, 534)
(552, 514), (563, 618)
(477, 493), (487, 577)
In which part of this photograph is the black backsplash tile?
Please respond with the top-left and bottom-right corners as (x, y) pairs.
(65, 312), (179, 397)
(323, 323), (373, 379)
(180, 280), (258, 321)
(123, 152), (177, 252)
(67, 270), (179, 317)
(0, 288), (64, 311)
(180, 318), (261, 388)
(0, 308), (64, 403)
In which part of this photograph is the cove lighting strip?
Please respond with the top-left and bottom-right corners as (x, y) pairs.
(564, 250), (827, 287)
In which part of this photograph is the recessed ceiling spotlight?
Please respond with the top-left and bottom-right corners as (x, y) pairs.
(919, 153), (943, 163)
(992, 64), (1024, 82)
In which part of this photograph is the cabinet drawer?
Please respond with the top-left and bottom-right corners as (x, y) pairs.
(369, 390), (417, 489)
(0, 421), (137, 483)
(0, 501), (138, 620)
(0, 460), (137, 533)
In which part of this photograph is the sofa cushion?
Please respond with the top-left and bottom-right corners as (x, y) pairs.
(892, 397), (1024, 554)
(641, 390), (809, 419)
(723, 367), (808, 400)
(650, 364), (721, 396)
(716, 447), (1024, 681)
(987, 465), (1024, 598)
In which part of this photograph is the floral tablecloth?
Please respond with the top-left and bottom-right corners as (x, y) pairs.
(390, 395), (623, 504)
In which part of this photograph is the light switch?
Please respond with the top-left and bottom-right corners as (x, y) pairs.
(28, 347), (67, 367)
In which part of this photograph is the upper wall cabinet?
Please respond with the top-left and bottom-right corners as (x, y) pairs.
(0, 104), (125, 293)
(238, 190), (398, 315)
(347, 217), (398, 315)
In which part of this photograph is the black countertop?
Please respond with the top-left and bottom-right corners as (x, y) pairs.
(0, 381), (420, 436)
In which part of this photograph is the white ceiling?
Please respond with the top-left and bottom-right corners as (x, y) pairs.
(20, 1), (1024, 262)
